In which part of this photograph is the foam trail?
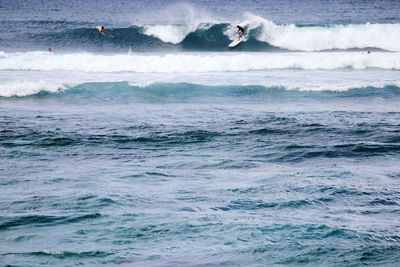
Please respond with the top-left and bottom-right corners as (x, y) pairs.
(240, 13), (400, 51)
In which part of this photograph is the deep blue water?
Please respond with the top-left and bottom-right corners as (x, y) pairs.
(1, 0), (400, 266)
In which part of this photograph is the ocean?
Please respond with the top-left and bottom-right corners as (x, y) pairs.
(1, 0), (400, 266)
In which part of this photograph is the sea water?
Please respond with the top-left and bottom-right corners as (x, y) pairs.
(1, 0), (400, 266)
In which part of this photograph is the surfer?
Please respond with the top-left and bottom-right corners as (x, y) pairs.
(236, 25), (244, 39)
(99, 26), (114, 38)
(229, 25), (245, 47)
(99, 26), (107, 35)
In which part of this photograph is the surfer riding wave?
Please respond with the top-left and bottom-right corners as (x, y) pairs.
(236, 25), (245, 39)
(229, 25), (245, 47)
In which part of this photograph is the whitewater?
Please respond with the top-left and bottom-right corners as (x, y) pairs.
(1, 50), (399, 97)
(2, 51), (400, 72)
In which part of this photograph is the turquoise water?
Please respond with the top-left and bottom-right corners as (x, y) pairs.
(1, 0), (400, 266)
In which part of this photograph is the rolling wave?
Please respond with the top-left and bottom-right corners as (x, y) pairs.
(1, 81), (399, 98)
(2, 13), (400, 52)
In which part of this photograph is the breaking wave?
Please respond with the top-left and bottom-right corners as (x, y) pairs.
(1, 81), (399, 98)
(3, 13), (400, 52)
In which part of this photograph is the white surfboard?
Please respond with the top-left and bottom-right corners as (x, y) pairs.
(229, 37), (243, 47)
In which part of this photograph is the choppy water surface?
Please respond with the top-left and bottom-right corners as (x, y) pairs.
(2, 87), (400, 266)
(1, 0), (400, 266)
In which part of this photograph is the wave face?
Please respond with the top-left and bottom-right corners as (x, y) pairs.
(2, 13), (400, 52)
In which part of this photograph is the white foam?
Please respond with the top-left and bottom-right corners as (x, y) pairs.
(0, 80), (67, 97)
(239, 13), (400, 51)
(1, 50), (399, 97)
(1, 51), (400, 73)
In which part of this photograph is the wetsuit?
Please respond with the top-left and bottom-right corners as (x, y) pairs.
(237, 25), (244, 38)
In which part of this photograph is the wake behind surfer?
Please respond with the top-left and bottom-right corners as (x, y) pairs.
(236, 25), (244, 39)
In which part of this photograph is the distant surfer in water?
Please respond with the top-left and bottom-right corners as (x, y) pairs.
(236, 25), (244, 39)
(99, 26), (106, 35)
(99, 26), (114, 38)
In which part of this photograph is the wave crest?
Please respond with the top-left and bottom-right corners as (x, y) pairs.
(3, 13), (400, 52)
